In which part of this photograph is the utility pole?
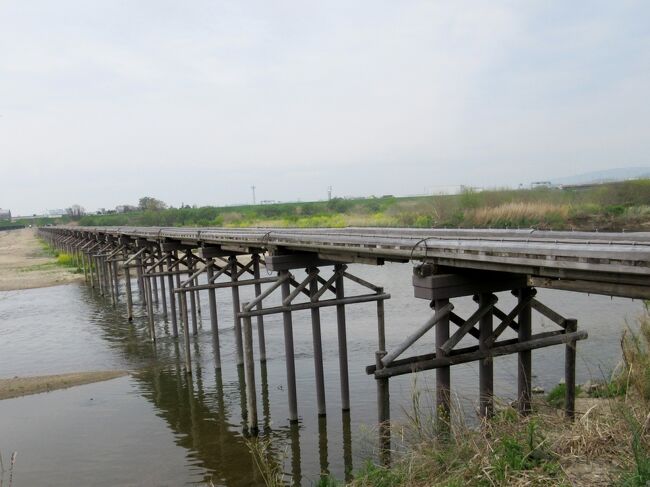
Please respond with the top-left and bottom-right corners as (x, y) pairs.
(251, 186), (256, 205)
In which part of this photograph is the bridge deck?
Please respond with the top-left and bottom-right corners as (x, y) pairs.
(47, 226), (650, 295)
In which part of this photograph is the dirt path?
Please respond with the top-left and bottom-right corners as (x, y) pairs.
(0, 371), (129, 400)
(0, 228), (83, 291)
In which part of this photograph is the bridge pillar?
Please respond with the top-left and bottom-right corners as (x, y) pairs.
(565, 319), (578, 420)
(280, 269), (299, 423)
(135, 253), (145, 305)
(242, 306), (258, 433)
(156, 247), (167, 319)
(205, 259), (221, 369)
(166, 252), (178, 336)
(174, 250), (183, 336)
(123, 248), (134, 320)
(434, 297), (451, 435)
(335, 263), (351, 412)
(308, 267), (326, 416)
(150, 253), (159, 305)
(252, 254), (267, 362)
(186, 250), (199, 336)
(517, 288), (533, 415)
(229, 255), (244, 366)
(479, 292), (494, 418)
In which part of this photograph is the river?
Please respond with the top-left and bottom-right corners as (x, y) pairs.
(0, 262), (644, 486)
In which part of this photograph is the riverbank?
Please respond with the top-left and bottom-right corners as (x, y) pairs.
(347, 315), (650, 487)
(0, 371), (129, 400)
(0, 228), (83, 291)
(73, 179), (650, 231)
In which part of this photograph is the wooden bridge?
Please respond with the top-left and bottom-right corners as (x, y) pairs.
(38, 225), (650, 452)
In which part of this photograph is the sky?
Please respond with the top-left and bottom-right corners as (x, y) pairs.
(1, 1), (649, 215)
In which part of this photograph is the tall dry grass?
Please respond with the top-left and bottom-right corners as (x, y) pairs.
(351, 312), (650, 487)
(464, 202), (570, 228)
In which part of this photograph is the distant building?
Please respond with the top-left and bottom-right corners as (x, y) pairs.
(116, 205), (138, 213)
(531, 181), (553, 188)
(0, 209), (11, 221)
(48, 209), (65, 217)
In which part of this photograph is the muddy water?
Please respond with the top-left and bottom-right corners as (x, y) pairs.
(0, 263), (644, 486)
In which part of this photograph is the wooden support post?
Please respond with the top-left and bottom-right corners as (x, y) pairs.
(145, 277), (156, 342)
(290, 423), (302, 486)
(180, 285), (192, 374)
(479, 293), (494, 418)
(236, 364), (248, 430)
(280, 270), (299, 423)
(435, 298), (451, 436)
(107, 256), (115, 304)
(81, 250), (88, 281)
(123, 249), (134, 320)
(135, 254), (145, 306)
(187, 252), (198, 336)
(89, 253), (95, 288)
(335, 264), (350, 412)
(166, 253), (178, 337)
(242, 308), (258, 434)
(96, 255), (102, 292)
(151, 256), (159, 305)
(318, 416), (329, 479)
(205, 260), (221, 368)
(98, 256), (105, 296)
(195, 275), (202, 322)
(252, 254), (267, 362)
(158, 249), (167, 318)
(565, 319), (577, 421)
(174, 251), (183, 335)
(342, 411), (353, 483)
(260, 361), (271, 429)
(376, 291), (390, 464)
(112, 259), (119, 300)
(309, 270), (326, 416)
(104, 257), (111, 300)
(517, 288), (533, 415)
(230, 256), (244, 366)
(376, 351), (390, 465)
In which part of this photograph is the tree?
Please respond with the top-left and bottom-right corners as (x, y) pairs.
(138, 196), (167, 212)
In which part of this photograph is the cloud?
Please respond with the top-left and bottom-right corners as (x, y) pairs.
(0, 1), (648, 214)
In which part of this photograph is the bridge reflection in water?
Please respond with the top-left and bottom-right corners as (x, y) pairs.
(84, 285), (355, 486)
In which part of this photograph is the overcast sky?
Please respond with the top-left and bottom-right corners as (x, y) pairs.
(1, 1), (649, 215)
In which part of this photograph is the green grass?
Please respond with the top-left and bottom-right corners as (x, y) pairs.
(38, 241), (83, 273)
(619, 410), (650, 487)
(74, 179), (650, 231)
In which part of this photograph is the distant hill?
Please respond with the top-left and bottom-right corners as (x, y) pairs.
(550, 167), (650, 186)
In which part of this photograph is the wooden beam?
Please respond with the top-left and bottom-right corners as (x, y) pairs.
(373, 329), (588, 379)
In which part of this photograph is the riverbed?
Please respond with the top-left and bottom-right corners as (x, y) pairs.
(0, 263), (644, 486)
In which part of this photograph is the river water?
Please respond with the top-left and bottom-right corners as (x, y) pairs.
(0, 262), (645, 486)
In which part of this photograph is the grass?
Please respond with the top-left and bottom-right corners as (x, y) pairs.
(37, 242), (83, 273)
(73, 179), (650, 231)
(346, 312), (650, 487)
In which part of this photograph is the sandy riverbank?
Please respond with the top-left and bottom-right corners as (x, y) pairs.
(0, 228), (83, 291)
(0, 371), (129, 400)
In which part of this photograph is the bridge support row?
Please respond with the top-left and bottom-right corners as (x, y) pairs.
(38, 227), (586, 458)
(39, 230), (388, 430)
(368, 264), (587, 456)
